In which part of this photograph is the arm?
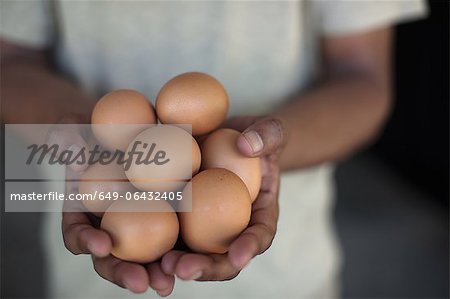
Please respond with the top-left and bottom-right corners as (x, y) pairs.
(170, 27), (394, 282)
(233, 28), (393, 170)
(1, 40), (175, 296)
(276, 28), (392, 169)
(1, 40), (94, 125)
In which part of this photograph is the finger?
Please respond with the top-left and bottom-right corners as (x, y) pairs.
(62, 206), (112, 257)
(92, 255), (149, 294)
(161, 250), (185, 275)
(174, 253), (239, 281)
(228, 219), (276, 269)
(46, 125), (90, 173)
(229, 157), (280, 268)
(236, 117), (286, 157)
(228, 199), (278, 269)
(147, 263), (175, 297)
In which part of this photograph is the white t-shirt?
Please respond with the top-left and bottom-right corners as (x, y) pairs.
(1, 1), (426, 298)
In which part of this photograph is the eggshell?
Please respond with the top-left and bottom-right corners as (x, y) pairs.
(202, 128), (261, 202)
(179, 168), (251, 254)
(79, 162), (136, 217)
(155, 72), (229, 136)
(101, 200), (179, 263)
(91, 89), (156, 151)
(124, 125), (201, 192)
(191, 138), (201, 176)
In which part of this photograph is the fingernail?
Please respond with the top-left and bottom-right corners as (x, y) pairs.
(243, 131), (263, 154)
(189, 271), (202, 280)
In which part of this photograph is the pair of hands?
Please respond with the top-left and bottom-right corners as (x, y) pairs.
(55, 115), (286, 296)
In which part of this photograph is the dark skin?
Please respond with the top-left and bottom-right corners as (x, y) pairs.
(1, 27), (392, 296)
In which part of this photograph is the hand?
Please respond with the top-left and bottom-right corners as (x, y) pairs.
(161, 116), (286, 281)
(49, 115), (176, 296)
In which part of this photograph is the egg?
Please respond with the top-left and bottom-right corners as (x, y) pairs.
(179, 168), (251, 254)
(201, 128), (261, 202)
(79, 162), (136, 217)
(191, 138), (202, 176)
(101, 200), (179, 263)
(156, 72), (229, 136)
(91, 89), (156, 151)
(124, 125), (201, 192)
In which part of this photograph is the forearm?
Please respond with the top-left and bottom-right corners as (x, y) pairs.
(1, 59), (95, 124)
(275, 74), (391, 170)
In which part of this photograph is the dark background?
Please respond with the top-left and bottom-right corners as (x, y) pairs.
(374, 0), (449, 205)
(1, 0), (448, 298)
(335, 0), (449, 297)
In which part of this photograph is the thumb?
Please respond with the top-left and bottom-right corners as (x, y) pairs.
(236, 118), (286, 157)
(46, 125), (90, 173)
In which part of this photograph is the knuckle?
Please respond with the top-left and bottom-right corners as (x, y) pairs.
(261, 222), (276, 241)
(264, 222), (277, 238)
(63, 223), (91, 254)
(200, 264), (238, 282)
(259, 227), (276, 255)
(267, 117), (286, 147)
(93, 257), (123, 286)
(76, 226), (92, 250)
(62, 224), (80, 255)
(92, 259), (111, 282)
(260, 236), (275, 255)
(267, 117), (283, 136)
(62, 237), (78, 255)
(92, 259), (103, 276)
(246, 223), (276, 255)
(112, 262), (129, 286)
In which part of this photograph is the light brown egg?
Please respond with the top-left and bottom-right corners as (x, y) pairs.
(202, 128), (261, 202)
(179, 168), (251, 254)
(124, 125), (201, 192)
(191, 138), (201, 176)
(155, 72), (229, 136)
(101, 200), (179, 263)
(91, 89), (156, 151)
(79, 162), (136, 217)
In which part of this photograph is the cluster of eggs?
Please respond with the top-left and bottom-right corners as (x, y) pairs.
(79, 72), (261, 263)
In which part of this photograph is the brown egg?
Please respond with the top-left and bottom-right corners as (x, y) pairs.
(202, 128), (261, 202)
(156, 72), (229, 136)
(91, 89), (156, 151)
(101, 200), (179, 263)
(79, 162), (136, 217)
(179, 168), (251, 254)
(124, 125), (201, 192)
(191, 138), (201, 176)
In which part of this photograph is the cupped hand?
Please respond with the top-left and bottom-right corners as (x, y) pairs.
(161, 116), (286, 282)
(62, 201), (175, 295)
(49, 115), (176, 296)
